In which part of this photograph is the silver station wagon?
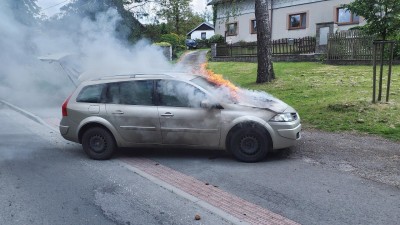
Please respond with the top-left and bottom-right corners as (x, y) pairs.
(59, 73), (301, 162)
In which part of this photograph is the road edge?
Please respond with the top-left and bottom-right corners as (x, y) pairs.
(0, 99), (58, 132)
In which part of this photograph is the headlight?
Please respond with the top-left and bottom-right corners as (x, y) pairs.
(269, 113), (298, 122)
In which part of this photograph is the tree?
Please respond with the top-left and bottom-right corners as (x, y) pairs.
(180, 12), (205, 35)
(60, 0), (144, 42)
(158, 0), (191, 35)
(255, 0), (275, 83)
(8, 0), (40, 26)
(344, 0), (400, 40)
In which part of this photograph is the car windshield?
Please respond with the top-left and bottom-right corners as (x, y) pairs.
(190, 76), (217, 91)
(190, 76), (238, 103)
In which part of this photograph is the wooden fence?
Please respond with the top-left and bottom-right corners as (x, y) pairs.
(215, 36), (316, 57)
(327, 30), (376, 63)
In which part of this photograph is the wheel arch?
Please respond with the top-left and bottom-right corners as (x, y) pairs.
(224, 117), (275, 151)
(77, 117), (120, 145)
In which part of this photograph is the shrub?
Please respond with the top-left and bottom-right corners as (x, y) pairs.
(153, 42), (172, 47)
(209, 34), (225, 44)
(160, 33), (185, 49)
(195, 38), (210, 48)
(160, 33), (186, 59)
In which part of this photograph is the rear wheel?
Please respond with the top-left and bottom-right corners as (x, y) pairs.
(82, 127), (116, 160)
(228, 124), (271, 162)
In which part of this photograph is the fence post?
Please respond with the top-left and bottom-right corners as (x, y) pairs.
(378, 43), (385, 101)
(386, 42), (395, 102)
(372, 40), (396, 103)
(372, 43), (377, 103)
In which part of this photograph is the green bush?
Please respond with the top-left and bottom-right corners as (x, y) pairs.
(160, 33), (185, 48)
(160, 33), (186, 58)
(153, 42), (171, 47)
(209, 34), (225, 44)
(195, 38), (210, 48)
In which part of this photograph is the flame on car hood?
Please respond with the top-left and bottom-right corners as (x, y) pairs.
(197, 63), (288, 113)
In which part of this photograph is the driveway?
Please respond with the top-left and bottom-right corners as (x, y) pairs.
(175, 50), (208, 72)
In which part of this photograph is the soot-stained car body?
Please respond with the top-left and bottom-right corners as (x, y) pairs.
(59, 73), (301, 162)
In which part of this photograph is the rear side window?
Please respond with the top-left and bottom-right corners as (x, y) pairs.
(76, 84), (105, 103)
(106, 80), (154, 106)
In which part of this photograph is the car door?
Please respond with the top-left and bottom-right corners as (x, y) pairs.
(156, 79), (221, 147)
(105, 80), (162, 144)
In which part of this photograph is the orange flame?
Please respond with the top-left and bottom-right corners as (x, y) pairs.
(197, 63), (239, 98)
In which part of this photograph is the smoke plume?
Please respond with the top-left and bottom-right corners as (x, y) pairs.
(0, 1), (171, 108)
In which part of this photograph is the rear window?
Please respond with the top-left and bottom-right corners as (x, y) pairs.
(76, 84), (105, 103)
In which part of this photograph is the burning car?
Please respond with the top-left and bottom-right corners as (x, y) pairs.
(59, 73), (301, 162)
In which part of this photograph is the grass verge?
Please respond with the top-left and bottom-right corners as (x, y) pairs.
(207, 62), (400, 141)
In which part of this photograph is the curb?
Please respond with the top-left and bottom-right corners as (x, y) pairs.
(121, 161), (249, 225)
(0, 99), (58, 132)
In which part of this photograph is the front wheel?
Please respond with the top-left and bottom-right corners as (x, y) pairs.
(82, 127), (116, 160)
(228, 124), (271, 162)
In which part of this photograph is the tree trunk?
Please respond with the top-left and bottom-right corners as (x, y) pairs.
(255, 0), (275, 83)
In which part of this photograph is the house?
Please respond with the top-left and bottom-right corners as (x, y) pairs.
(207, 0), (366, 43)
(186, 22), (215, 40)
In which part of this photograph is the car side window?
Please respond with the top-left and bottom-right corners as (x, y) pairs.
(157, 80), (206, 108)
(76, 84), (105, 103)
(106, 80), (154, 106)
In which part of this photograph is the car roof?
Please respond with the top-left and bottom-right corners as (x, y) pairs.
(80, 72), (202, 85)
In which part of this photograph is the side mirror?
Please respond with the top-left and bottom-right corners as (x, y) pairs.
(200, 100), (211, 109)
(200, 100), (223, 109)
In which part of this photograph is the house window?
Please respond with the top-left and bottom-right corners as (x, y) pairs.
(336, 8), (359, 24)
(226, 23), (238, 36)
(201, 32), (206, 40)
(250, 20), (257, 34)
(289, 13), (306, 29)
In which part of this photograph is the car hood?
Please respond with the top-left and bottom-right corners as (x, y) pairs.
(233, 90), (289, 113)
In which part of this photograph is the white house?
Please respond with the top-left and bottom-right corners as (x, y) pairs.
(187, 22), (215, 40)
(208, 0), (366, 43)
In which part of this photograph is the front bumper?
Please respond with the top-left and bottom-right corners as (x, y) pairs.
(269, 121), (302, 149)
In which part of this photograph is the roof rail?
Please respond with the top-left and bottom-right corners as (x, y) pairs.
(93, 73), (175, 81)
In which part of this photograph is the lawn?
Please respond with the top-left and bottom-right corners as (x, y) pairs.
(207, 61), (400, 141)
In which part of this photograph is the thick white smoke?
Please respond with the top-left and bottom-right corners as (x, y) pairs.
(0, 1), (171, 108)
(0, 0), (286, 114)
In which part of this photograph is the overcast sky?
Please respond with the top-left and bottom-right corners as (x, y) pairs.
(37, 0), (209, 18)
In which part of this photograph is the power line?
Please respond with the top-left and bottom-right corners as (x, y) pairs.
(40, 0), (71, 11)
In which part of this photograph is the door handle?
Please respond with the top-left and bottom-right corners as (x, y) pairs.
(161, 112), (174, 117)
(112, 110), (124, 115)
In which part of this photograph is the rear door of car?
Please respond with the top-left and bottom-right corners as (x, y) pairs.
(156, 79), (221, 147)
(105, 80), (162, 144)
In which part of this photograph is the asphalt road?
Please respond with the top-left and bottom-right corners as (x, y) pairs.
(0, 107), (232, 225)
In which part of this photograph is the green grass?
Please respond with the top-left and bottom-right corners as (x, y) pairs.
(207, 61), (400, 141)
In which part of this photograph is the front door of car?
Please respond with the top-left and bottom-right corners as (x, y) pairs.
(156, 80), (221, 147)
(105, 80), (162, 144)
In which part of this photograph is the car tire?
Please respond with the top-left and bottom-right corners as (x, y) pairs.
(82, 127), (116, 160)
(228, 123), (270, 163)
